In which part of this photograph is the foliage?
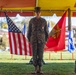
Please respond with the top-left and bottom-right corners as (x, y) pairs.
(1, 23), (8, 29)
(0, 34), (9, 50)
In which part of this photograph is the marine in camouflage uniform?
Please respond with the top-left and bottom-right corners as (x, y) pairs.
(27, 7), (48, 74)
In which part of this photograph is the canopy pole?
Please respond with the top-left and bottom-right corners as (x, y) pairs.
(68, 8), (71, 31)
(68, 8), (76, 73)
(36, 0), (38, 7)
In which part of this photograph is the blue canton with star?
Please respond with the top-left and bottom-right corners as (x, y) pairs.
(6, 15), (21, 33)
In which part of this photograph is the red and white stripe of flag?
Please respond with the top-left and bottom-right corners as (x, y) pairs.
(8, 32), (32, 56)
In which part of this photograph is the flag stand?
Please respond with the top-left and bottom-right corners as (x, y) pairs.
(27, 57), (46, 65)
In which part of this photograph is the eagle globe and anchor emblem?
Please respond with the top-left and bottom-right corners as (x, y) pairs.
(49, 25), (61, 39)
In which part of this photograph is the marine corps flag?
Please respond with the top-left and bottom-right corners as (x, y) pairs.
(45, 11), (67, 52)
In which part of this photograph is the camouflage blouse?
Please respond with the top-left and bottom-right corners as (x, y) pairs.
(27, 17), (49, 44)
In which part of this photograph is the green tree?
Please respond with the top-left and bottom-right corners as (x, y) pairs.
(1, 23), (8, 29)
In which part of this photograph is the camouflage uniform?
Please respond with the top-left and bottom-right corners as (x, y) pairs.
(27, 17), (48, 67)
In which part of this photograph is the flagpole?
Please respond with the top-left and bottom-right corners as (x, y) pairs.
(60, 52), (62, 60)
(72, 53), (74, 60)
(25, 55), (27, 60)
(11, 54), (13, 60)
(49, 52), (51, 60)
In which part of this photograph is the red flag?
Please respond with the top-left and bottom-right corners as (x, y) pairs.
(44, 11), (67, 52)
(5, 12), (32, 56)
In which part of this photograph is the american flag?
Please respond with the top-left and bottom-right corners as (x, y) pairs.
(5, 12), (32, 56)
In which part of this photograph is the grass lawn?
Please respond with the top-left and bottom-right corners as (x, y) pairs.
(0, 62), (76, 75)
(0, 51), (76, 75)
